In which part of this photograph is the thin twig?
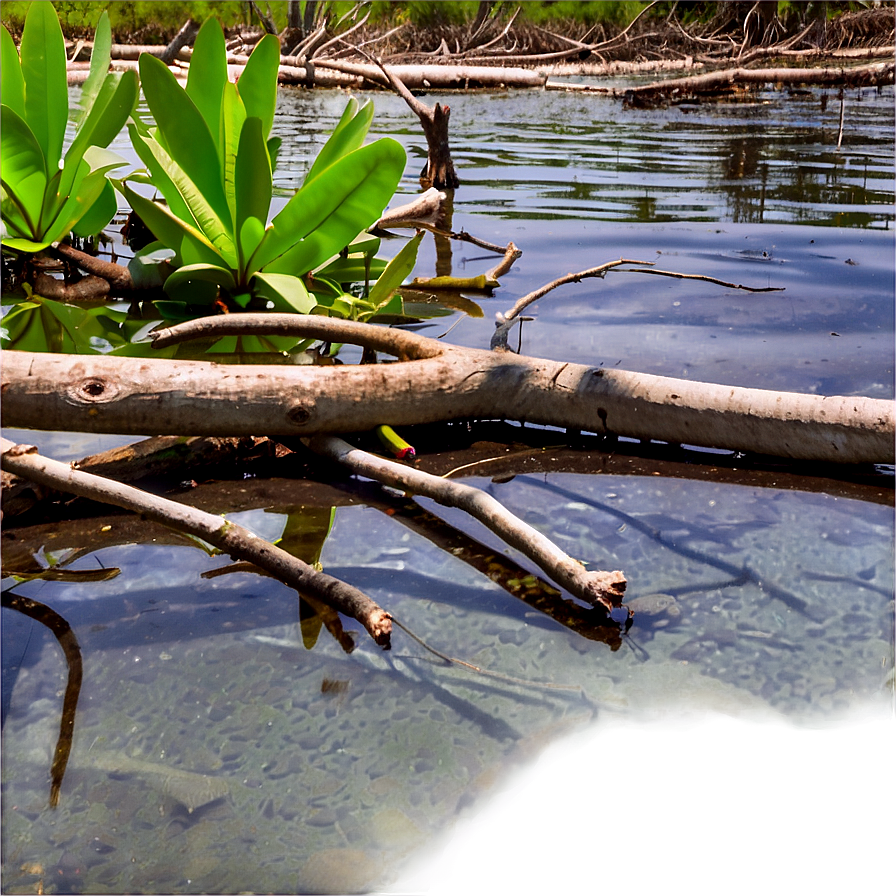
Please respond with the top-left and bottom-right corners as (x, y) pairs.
(305, 435), (627, 611)
(0, 439), (393, 647)
(501, 258), (654, 324)
(616, 267), (785, 292)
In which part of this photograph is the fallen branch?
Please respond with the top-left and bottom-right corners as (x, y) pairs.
(311, 58), (546, 89)
(3, 315), (892, 465)
(0, 439), (393, 648)
(374, 188), (447, 229)
(493, 258), (654, 347)
(491, 259), (786, 350)
(305, 435), (627, 612)
(621, 60), (895, 106)
(2, 592), (82, 807)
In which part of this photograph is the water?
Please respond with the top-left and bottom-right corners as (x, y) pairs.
(2, 82), (894, 894)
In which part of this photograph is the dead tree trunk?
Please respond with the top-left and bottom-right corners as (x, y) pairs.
(2, 315), (892, 465)
(418, 101), (460, 189)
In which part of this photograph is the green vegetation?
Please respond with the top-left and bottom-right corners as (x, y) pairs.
(0, 2), (880, 40)
(120, 17), (409, 335)
(1, 7), (420, 357)
(1, 5), (137, 252)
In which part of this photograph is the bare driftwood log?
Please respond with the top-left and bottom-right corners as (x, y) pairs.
(306, 435), (627, 611)
(311, 59), (546, 89)
(2, 315), (892, 465)
(620, 60), (895, 106)
(0, 438), (393, 648)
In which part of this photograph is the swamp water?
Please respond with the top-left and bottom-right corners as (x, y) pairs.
(2, 84), (894, 894)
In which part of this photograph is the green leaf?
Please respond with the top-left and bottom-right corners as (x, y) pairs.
(367, 231), (423, 312)
(126, 120), (194, 227)
(138, 53), (230, 229)
(220, 80), (247, 224)
(128, 132), (237, 267)
(0, 105), (47, 237)
(1, 26), (25, 119)
(315, 256), (387, 286)
(267, 136), (282, 172)
(235, 116), (272, 272)
(252, 272), (316, 314)
(128, 241), (176, 289)
(236, 33), (280, 140)
(303, 98), (374, 186)
(57, 68), (138, 207)
(71, 177), (118, 237)
(79, 11), (112, 118)
(41, 146), (127, 245)
(20, 0), (67, 168)
(258, 138), (406, 276)
(186, 17), (228, 150)
(164, 262), (236, 294)
(121, 183), (223, 268)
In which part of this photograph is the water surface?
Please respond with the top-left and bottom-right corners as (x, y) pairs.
(2, 82), (894, 895)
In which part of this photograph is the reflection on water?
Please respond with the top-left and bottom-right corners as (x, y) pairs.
(2, 473), (892, 893)
(3, 82), (894, 894)
(272, 86), (895, 228)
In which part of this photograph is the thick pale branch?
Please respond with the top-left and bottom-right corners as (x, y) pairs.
(306, 435), (627, 611)
(151, 312), (442, 360)
(3, 327), (893, 464)
(0, 438), (392, 648)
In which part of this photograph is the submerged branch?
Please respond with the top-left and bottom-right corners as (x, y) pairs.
(0, 439), (392, 648)
(307, 434), (626, 612)
(1, 591), (82, 807)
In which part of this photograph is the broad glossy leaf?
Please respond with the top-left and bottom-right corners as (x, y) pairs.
(236, 33), (280, 139)
(0, 105), (47, 235)
(315, 256), (387, 285)
(258, 138), (406, 276)
(164, 263), (237, 299)
(367, 231), (423, 311)
(252, 272), (316, 314)
(303, 98), (374, 186)
(131, 132), (237, 267)
(79, 11), (112, 119)
(57, 69), (138, 207)
(220, 81), (247, 223)
(20, 0), (67, 167)
(127, 121), (194, 227)
(71, 178), (118, 237)
(186, 18), (228, 149)
(42, 147), (127, 245)
(1, 27), (25, 118)
(138, 53), (230, 228)
(2, 229), (56, 252)
(121, 183), (224, 269)
(235, 116), (272, 271)
(1, 186), (33, 242)
(128, 242), (176, 289)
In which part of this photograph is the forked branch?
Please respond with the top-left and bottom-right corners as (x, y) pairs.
(0, 439), (393, 648)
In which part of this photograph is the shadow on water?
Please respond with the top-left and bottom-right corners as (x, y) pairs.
(1, 84), (894, 894)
